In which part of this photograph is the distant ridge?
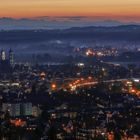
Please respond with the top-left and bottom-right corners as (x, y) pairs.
(0, 17), (139, 30)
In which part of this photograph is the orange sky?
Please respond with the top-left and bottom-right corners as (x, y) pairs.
(1, 0), (140, 21)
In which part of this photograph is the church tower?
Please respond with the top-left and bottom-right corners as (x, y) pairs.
(1, 50), (6, 61)
(9, 48), (14, 66)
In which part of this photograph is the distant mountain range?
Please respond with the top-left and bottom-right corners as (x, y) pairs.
(0, 17), (140, 30)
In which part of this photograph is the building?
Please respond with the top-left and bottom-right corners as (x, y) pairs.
(9, 48), (14, 66)
(2, 102), (33, 117)
(32, 105), (42, 117)
(2, 103), (20, 117)
(0, 49), (14, 73)
(1, 50), (6, 61)
(21, 103), (32, 116)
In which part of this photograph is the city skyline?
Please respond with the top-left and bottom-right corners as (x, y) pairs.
(1, 0), (140, 22)
(0, 1), (140, 139)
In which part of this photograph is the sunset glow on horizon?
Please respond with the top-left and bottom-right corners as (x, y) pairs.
(1, 0), (140, 21)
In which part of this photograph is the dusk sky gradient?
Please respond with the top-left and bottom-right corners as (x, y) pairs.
(0, 0), (140, 21)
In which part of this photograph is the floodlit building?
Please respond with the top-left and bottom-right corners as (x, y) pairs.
(0, 49), (14, 73)
(1, 50), (6, 61)
(9, 48), (14, 66)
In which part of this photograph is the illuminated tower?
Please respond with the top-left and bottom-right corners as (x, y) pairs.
(1, 50), (6, 61)
(9, 48), (14, 66)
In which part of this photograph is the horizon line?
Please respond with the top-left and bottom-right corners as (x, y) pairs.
(0, 16), (140, 23)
